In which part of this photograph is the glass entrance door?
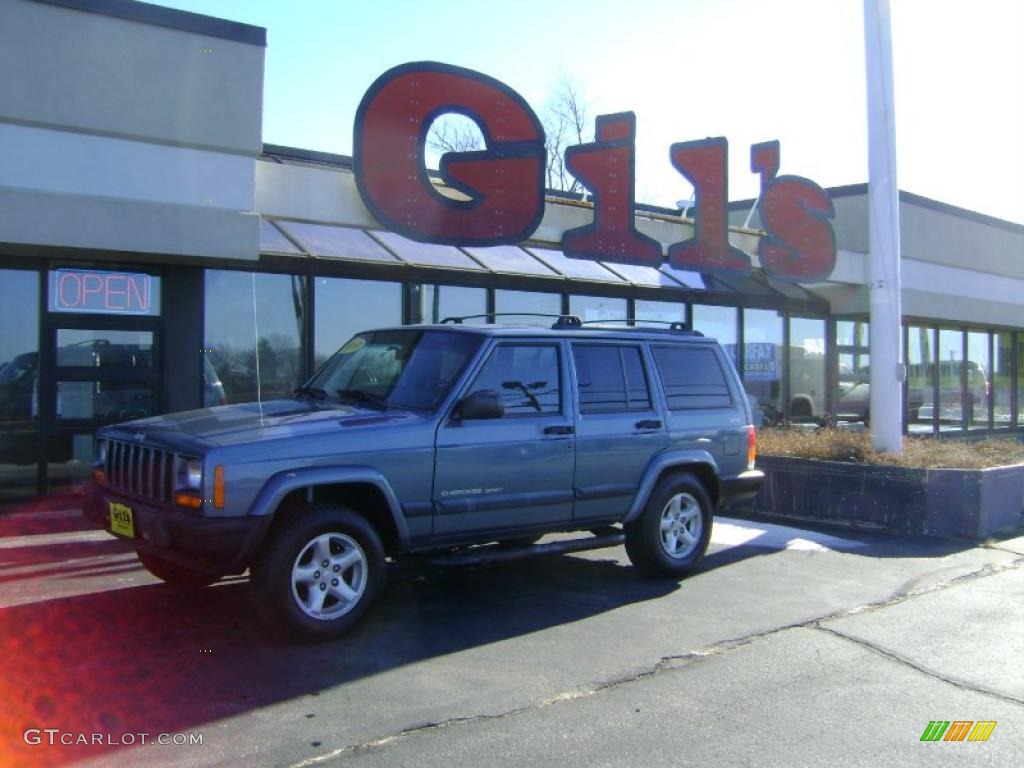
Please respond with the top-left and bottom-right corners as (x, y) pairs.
(44, 322), (161, 494)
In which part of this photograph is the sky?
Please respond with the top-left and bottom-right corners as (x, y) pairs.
(159, 0), (1023, 224)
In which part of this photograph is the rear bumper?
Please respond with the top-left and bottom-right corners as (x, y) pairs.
(84, 485), (269, 574)
(718, 469), (764, 507)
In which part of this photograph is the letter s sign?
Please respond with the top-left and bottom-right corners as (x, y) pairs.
(750, 141), (836, 281)
(354, 62), (546, 246)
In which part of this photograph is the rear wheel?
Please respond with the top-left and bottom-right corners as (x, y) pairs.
(625, 474), (712, 578)
(250, 503), (386, 640)
(137, 551), (221, 589)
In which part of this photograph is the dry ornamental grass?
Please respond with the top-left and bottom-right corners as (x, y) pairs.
(758, 428), (1024, 469)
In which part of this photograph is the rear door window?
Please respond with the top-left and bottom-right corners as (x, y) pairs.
(652, 345), (733, 410)
(572, 345), (652, 413)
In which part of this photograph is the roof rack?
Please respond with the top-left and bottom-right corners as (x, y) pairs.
(439, 314), (704, 335)
(440, 313), (582, 329)
(578, 319), (703, 336)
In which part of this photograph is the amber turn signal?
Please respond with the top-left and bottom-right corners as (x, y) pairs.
(174, 491), (202, 510)
(92, 469), (107, 484)
(213, 465), (225, 509)
(747, 424), (757, 470)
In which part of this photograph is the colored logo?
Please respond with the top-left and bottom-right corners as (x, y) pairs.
(920, 721), (997, 742)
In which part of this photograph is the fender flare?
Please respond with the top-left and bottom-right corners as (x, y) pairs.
(249, 466), (411, 550)
(623, 450), (720, 524)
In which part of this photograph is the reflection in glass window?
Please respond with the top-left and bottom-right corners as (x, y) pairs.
(417, 285), (486, 324)
(744, 309), (784, 427)
(0, 269), (39, 500)
(56, 381), (153, 422)
(570, 295), (627, 324)
(493, 290), (562, 325)
(205, 270), (307, 404)
(56, 330), (154, 368)
(788, 317), (826, 423)
(635, 299), (685, 328)
(315, 277), (401, 368)
(993, 332), (1012, 429)
(572, 345), (650, 413)
(308, 330), (481, 411)
(836, 320), (870, 424)
(652, 346), (732, 410)
(938, 328), (965, 431)
(468, 344), (561, 415)
(692, 305), (737, 368)
(906, 325), (936, 434)
(967, 331), (990, 430)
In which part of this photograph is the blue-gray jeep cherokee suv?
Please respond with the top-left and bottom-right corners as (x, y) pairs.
(85, 319), (763, 639)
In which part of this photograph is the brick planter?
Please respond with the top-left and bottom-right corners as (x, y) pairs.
(751, 455), (1024, 538)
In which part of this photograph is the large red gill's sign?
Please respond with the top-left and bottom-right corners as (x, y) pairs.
(354, 62), (836, 282)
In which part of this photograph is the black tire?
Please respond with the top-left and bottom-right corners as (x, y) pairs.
(249, 503), (386, 640)
(137, 551), (221, 589)
(624, 474), (713, 578)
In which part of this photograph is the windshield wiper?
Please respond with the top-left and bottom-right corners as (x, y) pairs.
(293, 385), (329, 400)
(336, 388), (389, 409)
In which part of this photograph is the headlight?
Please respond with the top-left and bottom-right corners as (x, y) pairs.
(177, 456), (203, 490)
(93, 438), (108, 468)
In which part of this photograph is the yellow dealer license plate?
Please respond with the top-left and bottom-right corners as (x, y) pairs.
(109, 502), (135, 538)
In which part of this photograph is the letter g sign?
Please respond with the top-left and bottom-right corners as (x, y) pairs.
(354, 62), (546, 246)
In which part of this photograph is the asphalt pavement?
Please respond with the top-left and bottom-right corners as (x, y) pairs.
(0, 503), (1021, 767)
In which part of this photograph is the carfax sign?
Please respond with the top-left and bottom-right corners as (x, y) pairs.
(353, 61), (837, 282)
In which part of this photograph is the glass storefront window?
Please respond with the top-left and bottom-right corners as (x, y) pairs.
(966, 331), (990, 430)
(56, 329), (154, 368)
(906, 325), (936, 434)
(788, 317), (826, 423)
(315, 277), (402, 368)
(205, 270), (308, 404)
(56, 380), (154, 422)
(493, 290), (561, 324)
(743, 309), (784, 427)
(417, 284), (486, 324)
(634, 299), (685, 327)
(0, 269), (40, 500)
(569, 295), (627, 324)
(836, 320), (869, 424)
(938, 328), (965, 432)
(692, 305), (737, 368)
(993, 332), (1013, 429)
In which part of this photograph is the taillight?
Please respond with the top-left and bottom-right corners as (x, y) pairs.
(747, 425), (757, 470)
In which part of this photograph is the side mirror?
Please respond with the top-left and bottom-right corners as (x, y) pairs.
(455, 390), (504, 420)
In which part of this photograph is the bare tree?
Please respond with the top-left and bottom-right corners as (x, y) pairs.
(425, 77), (592, 195)
(543, 76), (590, 195)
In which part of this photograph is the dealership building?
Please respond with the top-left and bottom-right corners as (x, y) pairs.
(1, 0), (1022, 501)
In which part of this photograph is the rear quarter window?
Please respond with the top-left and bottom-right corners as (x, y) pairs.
(652, 345), (733, 410)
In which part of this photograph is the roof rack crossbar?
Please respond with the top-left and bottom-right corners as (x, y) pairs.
(440, 313), (583, 329)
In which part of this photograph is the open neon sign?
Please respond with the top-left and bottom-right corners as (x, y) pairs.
(50, 269), (157, 315)
(354, 62), (836, 282)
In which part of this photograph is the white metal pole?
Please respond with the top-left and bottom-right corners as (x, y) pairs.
(864, 0), (903, 452)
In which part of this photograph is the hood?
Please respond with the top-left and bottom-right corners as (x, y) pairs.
(107, 398), (427, 448)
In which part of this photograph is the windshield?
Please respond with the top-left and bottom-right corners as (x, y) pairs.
(305, 329), (481, 411)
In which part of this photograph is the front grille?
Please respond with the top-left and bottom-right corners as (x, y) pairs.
(105, 440), (180, 502)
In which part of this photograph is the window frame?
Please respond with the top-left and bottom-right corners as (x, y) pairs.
(571, 343), (653, 414)
(650, 343), (735, 412)
(461, 341), (564, 418)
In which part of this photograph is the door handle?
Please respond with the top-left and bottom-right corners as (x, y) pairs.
(635, 419), (662, 430)
(543, 425), (575, 435)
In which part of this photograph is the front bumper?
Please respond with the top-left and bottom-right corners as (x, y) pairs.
(84, 484), (270, 575)
(718, 469), (765, 507)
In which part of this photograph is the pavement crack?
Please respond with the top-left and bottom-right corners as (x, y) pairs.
(288, 554), (1024, 767)
(814, 624), (1024, 707)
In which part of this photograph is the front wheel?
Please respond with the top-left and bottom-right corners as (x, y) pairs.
(624, 474), (712, 578)
(137, 551), (221, 589)
(250, 503), (386, 640)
